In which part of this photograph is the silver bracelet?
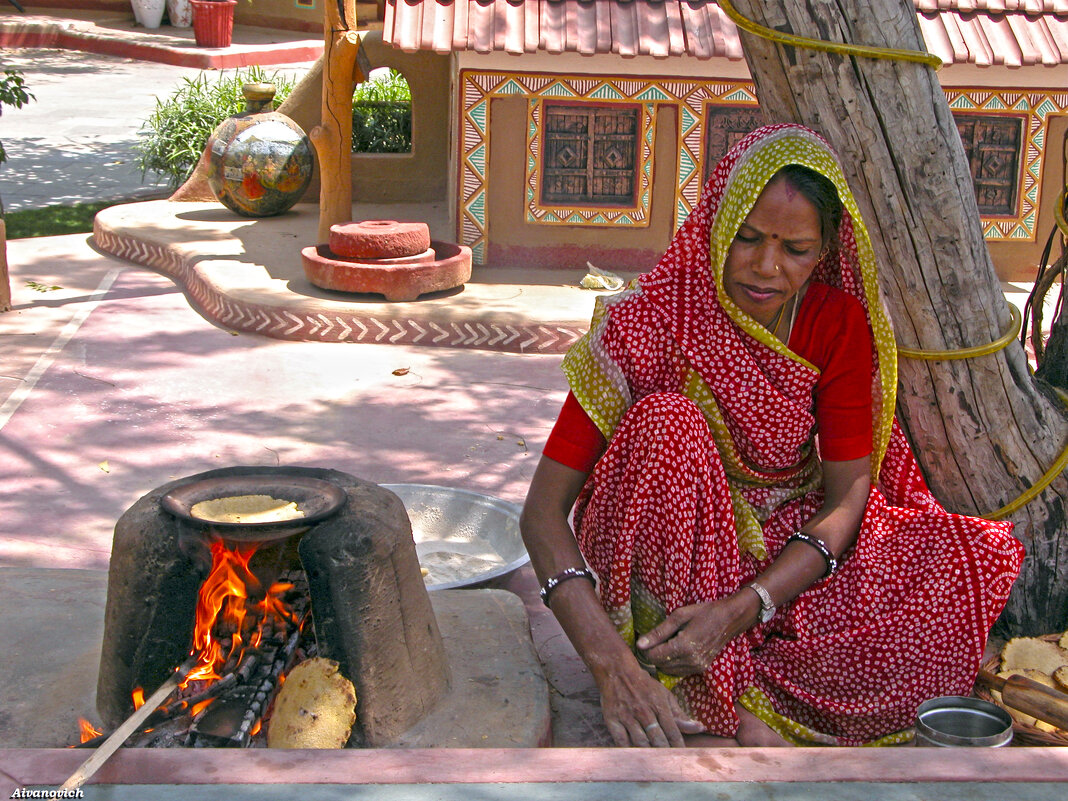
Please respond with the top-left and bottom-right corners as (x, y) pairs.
(786, 531), (838, 578)
(539, 566), (596, 607)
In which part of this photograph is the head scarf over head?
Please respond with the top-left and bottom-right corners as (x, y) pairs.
(564, 124), (897, 482)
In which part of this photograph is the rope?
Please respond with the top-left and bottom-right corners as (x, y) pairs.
(717, 0), (943, 70)
(896, 305), (1021, 361)
(986, 427), (1068, 519)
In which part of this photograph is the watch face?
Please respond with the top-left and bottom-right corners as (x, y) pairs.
(760, 605), (775, 623)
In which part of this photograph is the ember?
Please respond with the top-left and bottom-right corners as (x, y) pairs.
(78, 718), (102, 744)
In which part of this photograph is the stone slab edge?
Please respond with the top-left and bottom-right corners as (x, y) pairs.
(3, 746), (1067, 791)
(92, 211), (587, 353)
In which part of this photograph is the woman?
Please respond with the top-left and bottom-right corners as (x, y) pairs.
(520, 124), (1024, 747)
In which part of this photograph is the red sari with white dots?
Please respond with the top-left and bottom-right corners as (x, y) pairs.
(556, 125), (1025, 744)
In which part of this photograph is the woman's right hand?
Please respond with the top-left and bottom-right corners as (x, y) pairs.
(522, 455), (703, 747)
(594, 656), (705, 747)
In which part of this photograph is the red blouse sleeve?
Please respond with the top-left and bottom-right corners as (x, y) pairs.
(542, 391), (606, 473)
(789, 283), (874, 462)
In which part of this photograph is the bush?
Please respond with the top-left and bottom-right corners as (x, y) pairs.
(136, 67), (297, 189)
(1, 69), (35, 216)
(352, 69), (411, 153)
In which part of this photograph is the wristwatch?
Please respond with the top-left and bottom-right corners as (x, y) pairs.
(747, 581), (776, 623)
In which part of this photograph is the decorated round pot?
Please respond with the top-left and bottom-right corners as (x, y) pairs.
(205, 83), (315, 218)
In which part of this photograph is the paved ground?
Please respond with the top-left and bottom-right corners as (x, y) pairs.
(0, 48), (315, 212)
(2, 12), (1067, 799)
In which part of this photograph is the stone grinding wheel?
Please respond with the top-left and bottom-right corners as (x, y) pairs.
(329, 220), (432, 260)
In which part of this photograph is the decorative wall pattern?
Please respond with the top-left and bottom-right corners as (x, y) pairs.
(458, 70), (1068, 262)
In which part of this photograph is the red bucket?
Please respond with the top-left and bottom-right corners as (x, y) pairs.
(191, 0), (236, 48)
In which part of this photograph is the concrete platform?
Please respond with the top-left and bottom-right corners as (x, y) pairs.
(0, 567), (550, 750)
(0, 11), (323, 69)
(92, 200), (611, 353)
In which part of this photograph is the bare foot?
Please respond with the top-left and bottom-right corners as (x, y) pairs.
(735, 705), (794, 747)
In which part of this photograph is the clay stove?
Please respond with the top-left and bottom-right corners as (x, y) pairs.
(96, 466), (451, 747)
(302, 220), (472, 302)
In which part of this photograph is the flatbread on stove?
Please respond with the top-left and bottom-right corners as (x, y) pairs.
(191, 494), (304, 524)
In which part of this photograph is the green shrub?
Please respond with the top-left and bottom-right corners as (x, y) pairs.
(1, 69), (35, 216)
(352, 69), (411, 153)
(136, 67), (297, 189)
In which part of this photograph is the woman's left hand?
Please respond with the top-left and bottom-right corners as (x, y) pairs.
(636, 591), (757, 676)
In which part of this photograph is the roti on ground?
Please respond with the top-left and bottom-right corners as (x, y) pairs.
(267, 657), (357, 748)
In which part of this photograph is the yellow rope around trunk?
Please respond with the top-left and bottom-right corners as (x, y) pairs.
(717, 0), (943, 70)
(892, 305), (1064, 520)
(896, 305), (1021, 361)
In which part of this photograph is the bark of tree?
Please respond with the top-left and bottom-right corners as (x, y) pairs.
(729, 0), (1068, 634)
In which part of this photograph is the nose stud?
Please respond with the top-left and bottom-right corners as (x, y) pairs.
(774, 264), (782, 272)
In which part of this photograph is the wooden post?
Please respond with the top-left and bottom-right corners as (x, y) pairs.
(312, 0), (369, 243)
(1, 218), (10, 313)
(729, 0), (1068, 634)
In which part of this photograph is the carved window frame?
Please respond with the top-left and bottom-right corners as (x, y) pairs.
(526, 99), (654, 227)
(951, 111), (1026, 218)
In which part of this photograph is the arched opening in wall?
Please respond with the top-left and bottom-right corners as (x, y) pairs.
(351, 68), (412, 154)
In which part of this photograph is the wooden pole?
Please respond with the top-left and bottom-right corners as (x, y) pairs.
(1, 218), (10, 312)
(729, 0), (1068, 635)
(312, 0), (368, 243)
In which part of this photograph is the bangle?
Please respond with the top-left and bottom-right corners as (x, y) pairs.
(539, 566), (596, 607)
(786, 531), (838, 578)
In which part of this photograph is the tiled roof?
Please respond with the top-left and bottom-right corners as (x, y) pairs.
(382, 0), (1068, 67)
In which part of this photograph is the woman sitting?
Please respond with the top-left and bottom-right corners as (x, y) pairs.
(520, 124), (1024, 747)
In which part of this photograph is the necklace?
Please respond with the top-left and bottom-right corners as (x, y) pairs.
(766, 303), (786, 334)
(766, 295), (800, 343)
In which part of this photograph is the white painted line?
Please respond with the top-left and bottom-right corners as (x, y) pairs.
(0, 268), (122, 431)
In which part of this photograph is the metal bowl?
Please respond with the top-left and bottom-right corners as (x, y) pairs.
(915, 696), (1014, 747)
(382, 484), (528, 591)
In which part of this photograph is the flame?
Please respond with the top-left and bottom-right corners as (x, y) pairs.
(131, 687), (145, 710)
(182, 540), (296, 697)
(190, 698), (214, 718)
(184, 539), (260, 685)
(249, 719), (262, 737)
(78, 718), (102, 743)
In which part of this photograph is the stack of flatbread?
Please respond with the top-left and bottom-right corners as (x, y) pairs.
(992, 631), (1068, 733)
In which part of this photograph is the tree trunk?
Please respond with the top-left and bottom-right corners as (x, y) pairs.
(729, 0), (1068, 635)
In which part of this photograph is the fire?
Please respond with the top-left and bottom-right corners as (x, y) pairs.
(183, 539), (296, 689)
(78, 718), (102, 743)
(131, 687), (145, 710)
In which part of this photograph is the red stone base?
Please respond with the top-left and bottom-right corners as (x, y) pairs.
(303, 241), (473, 302)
